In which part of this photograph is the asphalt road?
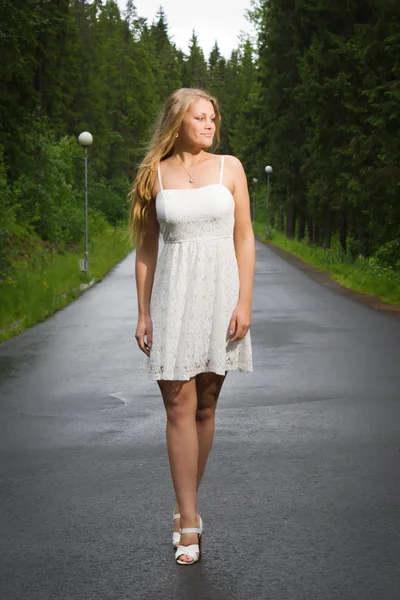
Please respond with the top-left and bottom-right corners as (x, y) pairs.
(0, 240), (399, 600)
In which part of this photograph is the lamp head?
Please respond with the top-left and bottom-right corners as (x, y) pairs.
(78, 132), (93, 146)
(265, 165), (273, 174)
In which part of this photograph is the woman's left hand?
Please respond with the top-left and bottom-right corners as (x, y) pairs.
(228, 301), (251, 343)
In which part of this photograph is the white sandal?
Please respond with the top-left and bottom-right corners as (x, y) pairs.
(175, 515), (203, 565)
(172, 509), (181, 549)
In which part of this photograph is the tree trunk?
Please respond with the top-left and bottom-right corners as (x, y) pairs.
(278, 207), (284, 232)
(325, 209), (332, 248)
(298, 211), (306, 241)
(286, 203), (296, 238)
(315, 223), (320, 246)
(356, 218), (367, 257)
(270, 212), (275, 229)
(307, 218), (314, 243)
(339, 209), (347, 252)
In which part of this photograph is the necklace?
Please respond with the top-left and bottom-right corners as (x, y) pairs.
(174, 154), (202, 183)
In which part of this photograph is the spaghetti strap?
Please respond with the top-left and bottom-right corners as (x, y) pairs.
(157, 164), (164, 191)
(219, 155), (225, 185)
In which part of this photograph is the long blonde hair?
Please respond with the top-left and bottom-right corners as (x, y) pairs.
(128, 88), (221, 247)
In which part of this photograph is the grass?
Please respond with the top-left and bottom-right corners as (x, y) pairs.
(253, 222), (400, 306)
(0, 223), (133, 342)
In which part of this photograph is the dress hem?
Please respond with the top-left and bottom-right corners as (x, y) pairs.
(147, 363), (253, 382)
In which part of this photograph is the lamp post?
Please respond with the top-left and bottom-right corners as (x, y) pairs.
(78, 131), (93, 276)
(265, 165), (273, 237)
(252, 177), (258, 223)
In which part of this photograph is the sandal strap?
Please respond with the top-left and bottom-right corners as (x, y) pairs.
(173, 513), (180, 520)
(180, 527), (201, 535)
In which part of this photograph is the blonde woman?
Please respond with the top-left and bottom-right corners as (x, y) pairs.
(129, 88), (255, 565)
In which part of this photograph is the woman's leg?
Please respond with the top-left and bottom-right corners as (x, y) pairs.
(158, 378), (199, 562)
(172, 372), (226, 541)
(195, 372), (226, 488)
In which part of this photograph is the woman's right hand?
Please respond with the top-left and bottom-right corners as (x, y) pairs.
(135, 315), (153, 357)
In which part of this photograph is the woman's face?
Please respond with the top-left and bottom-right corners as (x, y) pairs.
(178, 98), (216, 148)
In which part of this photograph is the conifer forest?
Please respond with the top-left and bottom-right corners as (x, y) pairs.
(1, 0), (400, 291)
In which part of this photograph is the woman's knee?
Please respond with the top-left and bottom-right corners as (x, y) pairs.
(167, 398), (192, 424)
(159, 380), (196, 424)
(196, 395), (217, 422)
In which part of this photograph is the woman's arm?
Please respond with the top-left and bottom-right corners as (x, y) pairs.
(135, 198), (160, 356)
(228, 155), (255, 343)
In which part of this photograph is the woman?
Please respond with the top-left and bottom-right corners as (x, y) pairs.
(129, 88), (255, 565)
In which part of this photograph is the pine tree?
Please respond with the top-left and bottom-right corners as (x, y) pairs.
(149, 7), (183, 98)
(183, 31), (208, 89)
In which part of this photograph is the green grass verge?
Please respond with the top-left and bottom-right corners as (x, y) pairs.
(0, 223), (132, 342)
(253, 222), (400, 305)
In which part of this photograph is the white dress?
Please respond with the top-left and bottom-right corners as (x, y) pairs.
(147, 155), (253, 381)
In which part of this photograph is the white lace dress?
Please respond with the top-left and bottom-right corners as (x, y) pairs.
(146, 155), (253, 381)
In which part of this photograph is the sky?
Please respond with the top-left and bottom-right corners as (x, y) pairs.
(116, 0), (255, 59)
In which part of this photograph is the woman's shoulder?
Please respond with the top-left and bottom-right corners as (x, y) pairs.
(207, 153), (243, 167)
(222, 154), (244, 172)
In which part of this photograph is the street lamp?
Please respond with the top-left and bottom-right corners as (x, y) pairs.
(78, 131), (93, 276)
(252, 177), (258, 223)
(265, 165), (273, 237)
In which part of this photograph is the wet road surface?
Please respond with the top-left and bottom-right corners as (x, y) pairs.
(0, 241), (399, 600)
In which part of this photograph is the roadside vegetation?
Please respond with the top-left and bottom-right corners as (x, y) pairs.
(253, 221), (400, 306)
(0, 223), (130, 342)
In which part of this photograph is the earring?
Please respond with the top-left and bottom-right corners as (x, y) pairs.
(176, 133), (179, 138)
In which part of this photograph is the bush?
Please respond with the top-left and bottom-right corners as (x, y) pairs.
(373, 240), (400, 270)
(11, 119), (85, 244)
(90, 175), (130, 225)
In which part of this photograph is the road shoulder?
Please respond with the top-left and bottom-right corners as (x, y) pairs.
(257, 236), (400, 320)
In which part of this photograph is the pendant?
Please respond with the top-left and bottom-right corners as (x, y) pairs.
(189, 177), (194, 183)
